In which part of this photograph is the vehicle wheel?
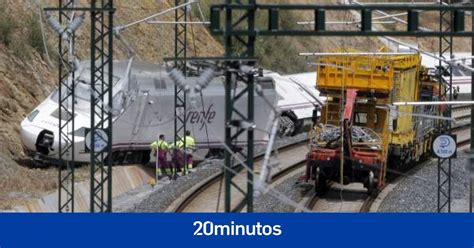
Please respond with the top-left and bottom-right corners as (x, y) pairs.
(368, 185), (379, 197)
(141, 151), (151, 166)
(367, 171), (379, 197)
(314, 167), (326, 195)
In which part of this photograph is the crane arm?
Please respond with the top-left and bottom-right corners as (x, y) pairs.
(343, 89), (358, 159)
(343, 89), (358, 124)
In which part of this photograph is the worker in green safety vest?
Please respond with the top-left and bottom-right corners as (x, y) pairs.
(150, 134), (171, 178)
(182, 130), (196, 171)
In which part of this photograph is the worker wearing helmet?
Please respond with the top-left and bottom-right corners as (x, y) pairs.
(182, 130), (196, 172)
(150, 134), (170, 179)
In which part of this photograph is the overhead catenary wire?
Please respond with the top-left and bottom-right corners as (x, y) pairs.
(114, 1), (195, 31)
(300, 52), (417, 56)
(393, 100), (474, 106)
(195, 0), (207, 23)
(147, 20), (210, 25)
(297, 20), (397, 25)
(351, 0), (433, 32)
(383, 36), (474, 73)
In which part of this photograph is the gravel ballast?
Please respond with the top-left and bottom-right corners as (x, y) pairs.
(378, 156), (470, 212)
(120, 133), (472, 213)
(120, 134), (307, 212)
(125, 160), (223, 212)
(254, 173), (311, 212)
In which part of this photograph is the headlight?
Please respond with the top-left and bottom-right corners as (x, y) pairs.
(27, 110), (39, 122)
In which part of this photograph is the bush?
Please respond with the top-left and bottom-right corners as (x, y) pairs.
(0, 4), (16, 46)
(0, 3), (47, 61)
(26, 14), (45, 55)
(11, 40), (32, 61)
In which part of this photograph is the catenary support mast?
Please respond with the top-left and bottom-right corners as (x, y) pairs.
(437, 0), (454, 213)
(174, 0), (188, 176)
(89, 0), (115, 212)
(57, 0), (77, 213)
(222, 0), (257, 212)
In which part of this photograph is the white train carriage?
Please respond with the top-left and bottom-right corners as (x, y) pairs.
(420, 52), (472, 99)
(20, 61), (322, 164)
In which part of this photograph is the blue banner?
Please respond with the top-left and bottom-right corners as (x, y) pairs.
(0, 214), (472, 248)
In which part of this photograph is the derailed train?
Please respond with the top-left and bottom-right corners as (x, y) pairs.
(20, 61), (322, 165)
(305, 53), (446, 195)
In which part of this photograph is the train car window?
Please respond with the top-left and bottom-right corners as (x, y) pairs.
(51, 108), (76, 120)
(50, 82), (92, 103)
(257, 77), (275, 89)
(27, 110), (39, 121)
(80, 69), (120, 86)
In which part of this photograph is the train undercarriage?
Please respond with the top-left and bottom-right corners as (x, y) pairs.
(305, 89), (385, 196)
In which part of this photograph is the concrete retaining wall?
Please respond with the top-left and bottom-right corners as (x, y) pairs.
(11, 165), (153, 212)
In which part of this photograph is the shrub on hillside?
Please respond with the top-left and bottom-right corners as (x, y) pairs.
(26, 14), (45, 55)
(0, 4), (16, 46)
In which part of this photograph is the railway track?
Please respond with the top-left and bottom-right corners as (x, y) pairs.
(302, 184), (376, 212)
(452, 105), (471, 148)
(170, 140), (309, 212)
(300, 154), (447, 213)
(298, 107), (471, 213)
(170, 107), (471, 213)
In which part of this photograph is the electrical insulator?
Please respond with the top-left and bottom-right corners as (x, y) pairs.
(46, 15), (64, 34)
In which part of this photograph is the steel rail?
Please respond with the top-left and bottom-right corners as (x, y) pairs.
(172, 139), (309, 212)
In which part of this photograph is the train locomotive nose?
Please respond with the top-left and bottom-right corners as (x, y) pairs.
(20, 119), (58, 163)
(35, 130), (55, 156)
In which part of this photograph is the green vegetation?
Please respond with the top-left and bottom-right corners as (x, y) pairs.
(192, 0), (307, 74)
(0, 4), (16, 46)
(254, 10), (307, 74)
(26, 14), (45, 55)
(0, 2), (49, 61)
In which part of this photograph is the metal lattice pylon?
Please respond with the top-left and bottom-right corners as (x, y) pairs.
(58, 0), (76, 213)
(89, 0), (114, 212)
(223, 0), (257, 212)
(174, 0), (188, 176)
(437, 0), (453, 213)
